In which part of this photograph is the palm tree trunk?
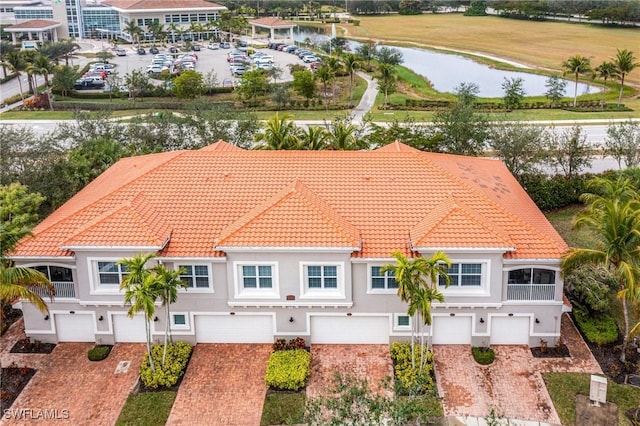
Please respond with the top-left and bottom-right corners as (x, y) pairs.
(573, 75), (578, 107)
(349, 72), (354, 106)
(163, 303), (169, 366)
(621, 297), (629, 363)
(145, 318), (156, 371)
(617, 74), (625, 106)
(411, 315), (416, 369)
(16, 74), (24, 100)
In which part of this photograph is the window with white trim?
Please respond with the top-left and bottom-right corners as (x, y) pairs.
(171, 313), (189, 329)
(300, 263), (345, 299)
(178, 264), (210, 289)
(439, 263), (482, 287)
(34, 265), (73, 283)
(508, 268), (555, 285)
(371, 266), (397, 290)
(394, 313), (412, 331)
(307, 265), (337, 289)
(242, 265), (273, 289)
(97, 261), (128, 285)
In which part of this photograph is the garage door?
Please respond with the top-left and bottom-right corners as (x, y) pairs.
(55, 313), (95, 342)
(113, 315), (147, 342)
(195, 315), (274, 343)
(432, 316), (472, 344)
(311, 316), (389, 344)
(490, 316), (530, 345)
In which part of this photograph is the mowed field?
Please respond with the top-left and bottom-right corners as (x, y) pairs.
(343, 14), (640, 86)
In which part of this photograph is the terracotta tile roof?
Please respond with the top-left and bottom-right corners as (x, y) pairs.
(102, 0), (224, 11)
(7, 20), (61, 30)
(251, 17), (297, 28)
(216, 180), (361, 249)
(13, 142), (567, 260)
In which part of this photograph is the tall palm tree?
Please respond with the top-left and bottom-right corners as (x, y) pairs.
(152, 264), (187, 365)
(315, 65), (333, 111)
(561, 54), (593, 107)
(168, 23), (179, 44)
(254, 113), (300, 150)
(325, 56), (342, 102)
(123, 20), (142, 48)
(0, 52), (24, 100)
(377, 63), (397, 109)
(57, 40), (80, 66)
(0, 40), (16, 78)
(0, 226), (55, 323)
(342, 53), (360, 106)
(119, 253), (158, 371)
(562, 176), (640, 362)
(594, 60), (619, 106)
(613, 48), (640, 107)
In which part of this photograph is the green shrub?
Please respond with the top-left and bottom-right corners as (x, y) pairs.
(518, 173), (586, 211)
(390, 342), (434, 395)
(3, 93), (24, 106)
(265, 349), (311, 391)
(88, 345), (111, 361)
(471, 347), (495, 365)
(574, 311), (618, 345)
(140, 342), (192, 389)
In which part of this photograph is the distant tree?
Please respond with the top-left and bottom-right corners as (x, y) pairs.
(544, 125), (593, 178)
(173, 70), (204, 99)
(604, 120), (640, 169)
(377, 63), (397, 109)
(123, 20), (142, 48)
(315, 65), (333, 110)
(561, 54), (593, 107)
(125, 69), (151, 102)
(52, 64), (80, 97)
(236, 68), (269, 102)
(613, 48), (639, 106)
(0, 183), (45, 253)
(375, 46), (403, 66)
(104, 71), (122, 101)
(1, 52), (25, 99)
(291, 69), (317, 101)
(594, 61), (619, 106)
(96, 50), (114, 63)
(254, 113), (300, 150)
(65, 137), (126, 192)
(324, 116), (368, 150)
(398, 0), (422, 15)
(342, 53), (361, 106)
(464, 0), (487, 16)
(502, 77), (526, 110)
(355, 40), (377, 67)
(365, 116), (438, 151)
(488, 122), (546, 177)
(544, 75), (567, 106)
(271, 84), (290, 111)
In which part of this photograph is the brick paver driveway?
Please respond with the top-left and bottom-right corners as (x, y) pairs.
(434, 313), (602, 424)
(167, 344), (271, 426)
(306, 344), (393, 398)
(1, 319), (144, 425)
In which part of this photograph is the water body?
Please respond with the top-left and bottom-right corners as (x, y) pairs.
(293, 27), (600, 98)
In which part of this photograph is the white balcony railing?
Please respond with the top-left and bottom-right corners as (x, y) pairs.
(506, 283), (555, 301)
(34, 281), (76, 299)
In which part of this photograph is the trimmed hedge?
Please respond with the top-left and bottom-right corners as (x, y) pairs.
(88, 345), (112, 361)
(140, 342), (192, 389)
(518, 173), (586, 211)
(574, 311), (619, 346)
(472, 347), (495, 365)
(390, 341), (434, 395)
(265, 349), (311, 391)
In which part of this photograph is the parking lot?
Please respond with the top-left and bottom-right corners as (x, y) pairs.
(101, 42), (310, 86)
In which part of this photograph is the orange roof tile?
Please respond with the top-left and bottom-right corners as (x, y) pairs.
(13, 141), (567, 260)
(250, 17), (297, 28)
(7, 20), (61, 30)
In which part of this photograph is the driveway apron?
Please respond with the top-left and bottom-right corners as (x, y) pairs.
(166, 344), (271, 426)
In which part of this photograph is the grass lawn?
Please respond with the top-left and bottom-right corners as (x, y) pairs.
(544, 204), (602, 249)
(343, 14), (640, 86)
(115, 391), (176, 426)
(543, 372), (640, 426)
(260, 392), (306, 426)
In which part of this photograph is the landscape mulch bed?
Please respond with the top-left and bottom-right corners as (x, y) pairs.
(1, 306), (22, 335)
(531, 345), (571, 358)
(1, 366), (37, 411)
(10, 338), (56, 354)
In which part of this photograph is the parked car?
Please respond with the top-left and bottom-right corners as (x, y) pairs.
(220, 42), (231, 49)
(73, 78), (104, 90)
(149, 47), (159, 54)
(137, 48), (146, 55)
(222, 78), (234, 88)
(146, 65), (166, 74)
(115, 48), (127, 56)
(169, 46), (179, 53)
(256, 62), (273, 71)
(207, 43), (219, 50)
(231, 66), (246, 76)
(302, 55), (319, 63)
(90, 62), (115, 70)
(191, 45), (201, 51)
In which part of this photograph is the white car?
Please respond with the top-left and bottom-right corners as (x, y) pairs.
(254, 55), (274, 64)
(302, 55), (319, 63)
(207, 43), (219, 50)
(146, 65), (166, 74)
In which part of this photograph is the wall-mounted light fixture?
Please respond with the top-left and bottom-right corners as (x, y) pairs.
(346, 312), (352, 316)
(479, 317), (485, 324)
(153, 316), (159, 322)
(44, 315), (49, 321)
(289, 316), (294, 323)
(508, 313), (514, 317)
(230, 312), (235, 316)
(535, 318), (540, 324)
(449, 313), (455, 317)
(98, 315), (104, 321)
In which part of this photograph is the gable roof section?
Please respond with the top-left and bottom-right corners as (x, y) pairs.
(13, 143), (568, 260)
(62, 193), (171, 249)
(250, 17), (296, 28)
(103, 0), (224, 11)
(215, 180), (361, 250)
(410, 196), (515, 250)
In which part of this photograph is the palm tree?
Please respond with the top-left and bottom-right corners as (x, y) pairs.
(168, 23), (179, 44)
(119, 253), (158, 371)
(298, 126), (328, 150)
(377, 63), (397, 109)
(123, 20), (142, 48)
(562, 176), (640, 362)
(152, 264), (187, 366)
(594, 60), (619, 106)
(57, 40), (80, 66)
(315, 65), (333, 111)
(254, 113), (300, 150)
(381, 251), (451, 367)
(342, 53), (360, 106)
(0, 52), (24, 100)
(0, 40), (16, 78)
(0, 226), (55, 323)
(612, 48), (640, 107)
(561, 54), (593, 107)
(324, 56), (342, 102)
(324, 118), (367, 150)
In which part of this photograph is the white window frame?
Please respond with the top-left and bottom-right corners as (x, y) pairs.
(88, 257), (130, 295)
(438, 260), (491, 297)
(233, 261), (279, 299)
(367, 265), (398, 294)
(393, 313), (412, 331)
(170, 312), (190, 330)
(299, 262), (345, 300)
(176, 263), (213, 293)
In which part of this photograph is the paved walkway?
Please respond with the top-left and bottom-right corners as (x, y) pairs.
(1, 318), (144, 425)
(166, 344), (271, 426)
(434, 313), (601, 424)
(350, 71), (378, 124)
(306, 344), (393, 398)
